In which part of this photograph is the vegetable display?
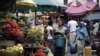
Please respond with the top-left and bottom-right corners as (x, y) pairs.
(2, 19), (23, 37)
(0, 43), (23, 53)
(27, 28), (43, 42)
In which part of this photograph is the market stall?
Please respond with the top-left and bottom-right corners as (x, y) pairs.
(0, 15), (24, 56)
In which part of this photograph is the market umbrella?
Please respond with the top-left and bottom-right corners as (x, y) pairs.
(16, 0), (37, 12)
(16, 0), (37, 16)
(65, 0), (97, 15)
(84, 1), (97, 11)
(86, 14), (100, 20)
(34, 0), (66, 7)
(16, 0), (37, 7)
(32, 0), (66, 17)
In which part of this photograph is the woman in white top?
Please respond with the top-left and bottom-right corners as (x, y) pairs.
(55, 20), (67, 35)
(45, 21), (54, 54)
(55, 19), (68, 56)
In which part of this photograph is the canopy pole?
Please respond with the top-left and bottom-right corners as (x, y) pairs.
(35, 10), (37, 26)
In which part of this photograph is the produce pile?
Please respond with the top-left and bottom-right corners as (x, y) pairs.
(27, 28), (43, 41)
(2, 19), (23, 37)
(0, 43), (23, 53)
(32, 49), (46, 56)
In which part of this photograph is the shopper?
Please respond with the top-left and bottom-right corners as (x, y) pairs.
(45, 21), (54, 54)
(92, 21), (100, 56)
(67, 18), (78, 44)
(92, 21), (99, 38)
(54, 19), (67, 56)
(55, 19), (67, 36)
(76, 22), (89, 56)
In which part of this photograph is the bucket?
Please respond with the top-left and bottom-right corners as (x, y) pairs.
(55, 38), (64, 47)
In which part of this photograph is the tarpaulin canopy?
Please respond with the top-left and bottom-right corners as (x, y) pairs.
(65, 0), (97, 15)
(86, 14), (100, 20)
(34, 0), (66, 7)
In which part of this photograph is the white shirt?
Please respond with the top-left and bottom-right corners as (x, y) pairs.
(93, 23), (99, 35)
(68, 20), (78, 32)
(46, 26), (53, 39)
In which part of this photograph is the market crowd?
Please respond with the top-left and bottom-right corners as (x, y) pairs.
(43, 16), (100, 56)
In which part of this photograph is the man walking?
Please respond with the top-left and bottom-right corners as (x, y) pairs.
(67, 18), (78, 44)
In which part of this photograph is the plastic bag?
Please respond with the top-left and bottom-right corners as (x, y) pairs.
(70, 42), (78, 54)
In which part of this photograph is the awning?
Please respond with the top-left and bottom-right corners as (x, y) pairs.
(86, 14), (100, 20)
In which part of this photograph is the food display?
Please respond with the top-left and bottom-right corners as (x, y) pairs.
(0, 18), (24, 56)
(0, 43), (23, 56)
(0, 43), (23, 53)
(2, 19), (23, 38)
(27, 28), (43, 41)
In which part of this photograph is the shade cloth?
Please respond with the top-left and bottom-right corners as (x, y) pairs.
(86, 14), (100, 20)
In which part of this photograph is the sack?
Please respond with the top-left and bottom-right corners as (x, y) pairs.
(55, 38), (64, 47)
(70, 42), (78, 54)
